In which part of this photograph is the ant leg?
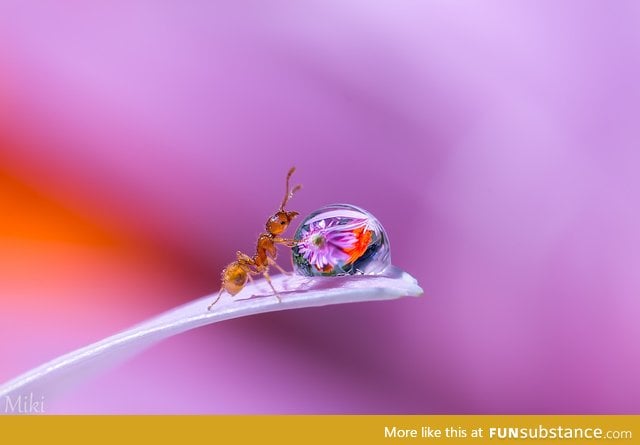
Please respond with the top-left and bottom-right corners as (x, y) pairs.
(273, 237), (297, 248)
(267, 257), (291, 276)
(207, 287), (224, 311)
(236, 251), (254, 262)
(262, 271), (282, 303)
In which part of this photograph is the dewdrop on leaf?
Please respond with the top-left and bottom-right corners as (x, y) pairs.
(292, 204), (391, 277)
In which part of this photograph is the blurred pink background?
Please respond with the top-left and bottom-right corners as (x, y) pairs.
(1, 1), (639, 413)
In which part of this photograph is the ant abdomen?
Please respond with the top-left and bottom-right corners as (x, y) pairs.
(221, 264), (249, 296)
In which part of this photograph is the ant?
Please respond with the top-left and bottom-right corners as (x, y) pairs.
(207, 167), (302, 310)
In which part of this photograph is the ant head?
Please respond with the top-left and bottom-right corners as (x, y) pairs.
(266, 210), (299, 235)
(266, 166), (302, 235)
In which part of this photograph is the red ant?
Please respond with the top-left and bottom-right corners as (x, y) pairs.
(208, 167), (301, 310)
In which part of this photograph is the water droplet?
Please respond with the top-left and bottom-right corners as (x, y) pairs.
(292, 204), (391, 276)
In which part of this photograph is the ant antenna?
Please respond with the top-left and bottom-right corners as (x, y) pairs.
(280, 167), (302, 211)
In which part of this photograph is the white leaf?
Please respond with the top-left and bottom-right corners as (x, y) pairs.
(0, 266), (422, 404)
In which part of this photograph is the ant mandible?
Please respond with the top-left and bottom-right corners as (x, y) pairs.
(207, 167), (302, 310)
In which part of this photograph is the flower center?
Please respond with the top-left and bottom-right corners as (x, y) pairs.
(311, 234), (325, 248)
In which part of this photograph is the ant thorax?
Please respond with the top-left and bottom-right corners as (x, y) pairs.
(255, 234), (277, 268)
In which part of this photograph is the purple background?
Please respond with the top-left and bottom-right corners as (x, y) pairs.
(0, 1), (639, 413)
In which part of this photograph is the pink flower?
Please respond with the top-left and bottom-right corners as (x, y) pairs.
(296, 219), (356, 271)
